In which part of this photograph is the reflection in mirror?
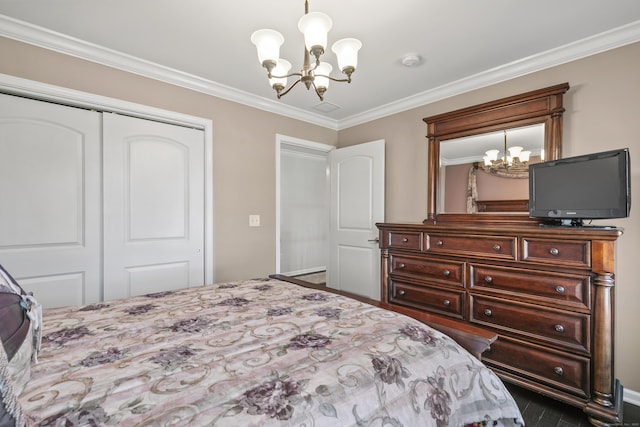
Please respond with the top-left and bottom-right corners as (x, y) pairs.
(440, 124), (545, 213)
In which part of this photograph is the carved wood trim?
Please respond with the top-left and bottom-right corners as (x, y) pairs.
(476, 199), (529, 213)
(423, 83), (570, 222)
(376, 222), (623, 427)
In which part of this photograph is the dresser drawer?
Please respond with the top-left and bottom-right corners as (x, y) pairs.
(386, 231), (422, 251)
(391, 255), (464, 286)
(470, 295), (590, 353)
(426, 233), (516, 261)
(521, 238), (591, 268)
(484, 337), (590, 398)
(469, 264), (591, 310)
(390, 280), (464, 319)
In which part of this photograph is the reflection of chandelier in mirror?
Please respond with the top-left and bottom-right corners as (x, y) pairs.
(482, 130), (531, 174)
(250, 0), (362, 101)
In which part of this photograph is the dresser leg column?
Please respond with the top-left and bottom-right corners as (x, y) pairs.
(585, 272), (623, 427)
(380, 248), (389, 303)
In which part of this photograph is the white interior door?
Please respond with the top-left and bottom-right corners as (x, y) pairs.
(103, 113), (205, 299)
(0, 93), (102, 308)
(328, 140), (385, 300)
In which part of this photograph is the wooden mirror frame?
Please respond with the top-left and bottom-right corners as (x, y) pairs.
(423, 83), (570, 225)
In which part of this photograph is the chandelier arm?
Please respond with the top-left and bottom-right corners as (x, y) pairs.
(310, 80), (325, 101)
(268, 71), (303, 79)
(315, 74), (352, 84)
(276, 77), (304, 99)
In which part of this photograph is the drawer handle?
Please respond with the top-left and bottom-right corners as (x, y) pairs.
(484, 276), (493, 284)
(443, 299), (451, 306)
(554, 367), (564, 376)
(398, 290), (406, 296)
(402, 238), (409, 243)
(398, 263), (406, 269)
(555, 286), (565, 294)
(484, 309), (492, 317)
(549, 248), (559, 256)
(492, 244), (501, 251)
(554, 324), (565, 333)
(443, 269), (450, 277)
(436, 240), (444, 247)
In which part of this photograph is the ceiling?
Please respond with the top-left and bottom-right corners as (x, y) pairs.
(1, 1), (640, 129)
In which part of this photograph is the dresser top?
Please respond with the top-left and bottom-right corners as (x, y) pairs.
(376, 221), (623, 241)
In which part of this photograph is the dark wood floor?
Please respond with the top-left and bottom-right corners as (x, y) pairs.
(505, 382), (640, 427)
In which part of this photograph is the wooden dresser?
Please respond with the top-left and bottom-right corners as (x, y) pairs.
(377, 221), (623, 426)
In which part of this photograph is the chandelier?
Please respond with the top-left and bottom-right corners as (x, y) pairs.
(250, 0), (362, 101)
(481, 130), (531, 176)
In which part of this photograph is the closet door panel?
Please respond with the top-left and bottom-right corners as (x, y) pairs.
(103, 113), (205, 300)
(0, 93), (101, 308)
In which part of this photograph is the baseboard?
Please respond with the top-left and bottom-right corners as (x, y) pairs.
(625, 387), (640, 407)
(285, 267), (326, 277)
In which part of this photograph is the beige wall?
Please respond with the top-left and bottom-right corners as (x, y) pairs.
(339, 42), (640, 393)
(0, 37), (338, 283)
(1, 36), (638, 392)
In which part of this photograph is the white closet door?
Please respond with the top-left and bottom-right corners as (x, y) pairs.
(103, 113), (205, 299)
(0, 93), (102, 308)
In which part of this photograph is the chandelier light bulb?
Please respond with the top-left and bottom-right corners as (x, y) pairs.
(508, 146), (523, 158)
(298, 12), (332, 58)
(485, 149), (499, 162)
(332, 38), (362, 75)
(314, 62), (333, 91)
(251, 29), (284, 68)
(269, 59), (292, 89)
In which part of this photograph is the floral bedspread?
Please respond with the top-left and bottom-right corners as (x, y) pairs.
(19, 278), (524, 426)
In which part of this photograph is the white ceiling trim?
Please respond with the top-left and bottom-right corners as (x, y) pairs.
(340, 20), (640, 129)
(0, 14), (339, 130)
(2, 14), (640, 131)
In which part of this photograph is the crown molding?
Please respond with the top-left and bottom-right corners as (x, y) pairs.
(340, 20), (640, 129)
(0, 14), (339, 130)
(1, 14), (639, 131)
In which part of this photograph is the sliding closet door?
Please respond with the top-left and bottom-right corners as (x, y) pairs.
(0, 93), (102, 307)
(103, 113), (205, 299)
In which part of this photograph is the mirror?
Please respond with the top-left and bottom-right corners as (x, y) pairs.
(440, 123), (544, 213)
(423, 83), (569, 223)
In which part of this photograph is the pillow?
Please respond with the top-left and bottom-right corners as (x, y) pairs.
(0, 293), (30, 361)
(0, 264), (42, 395)
(1, 337), (29, 427)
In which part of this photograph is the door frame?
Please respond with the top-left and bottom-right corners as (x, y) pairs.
(275, 134), (334, 274)
(0, 73), (215, 285)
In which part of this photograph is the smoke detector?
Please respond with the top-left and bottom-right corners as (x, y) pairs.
(401, 53), (421, 67)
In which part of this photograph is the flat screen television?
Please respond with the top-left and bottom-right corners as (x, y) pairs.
(528, 148), (631, 226)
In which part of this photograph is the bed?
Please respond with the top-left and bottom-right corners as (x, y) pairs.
(2, 273), (524, 426)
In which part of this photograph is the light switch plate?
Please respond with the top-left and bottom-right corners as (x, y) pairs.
(249, 214), (260, 227)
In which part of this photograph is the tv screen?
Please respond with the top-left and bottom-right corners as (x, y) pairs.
(528, 148), (631, 226)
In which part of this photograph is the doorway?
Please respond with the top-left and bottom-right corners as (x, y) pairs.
(276, 135), (385, 300)
(276, 135), (333, 280)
